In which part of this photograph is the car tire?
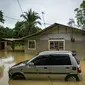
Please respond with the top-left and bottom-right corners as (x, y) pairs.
(65, 75), (79, 81)
(12, 73), (25, 80)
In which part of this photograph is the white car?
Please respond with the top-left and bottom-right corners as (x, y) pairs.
(8, 51), (82, 81)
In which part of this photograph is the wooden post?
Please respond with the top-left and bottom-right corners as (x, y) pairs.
(4, 41), (7, 51)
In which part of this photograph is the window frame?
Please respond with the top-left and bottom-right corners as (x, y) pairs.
(48, 39), (65, 50)
(28, 40), (36, 50)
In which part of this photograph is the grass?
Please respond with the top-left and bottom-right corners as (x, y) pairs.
(7, 45), (24, 51)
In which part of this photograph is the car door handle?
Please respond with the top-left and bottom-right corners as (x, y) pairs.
(44, 67), (47, 69)
(66, 67), (70, 69)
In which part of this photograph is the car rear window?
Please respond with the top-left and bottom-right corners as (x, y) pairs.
(73, 56), (80, 64)
(72, 51), (80, 64)
(50, 54), (71, 65)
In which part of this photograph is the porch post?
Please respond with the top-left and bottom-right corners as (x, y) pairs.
(4, 41), (7, 51)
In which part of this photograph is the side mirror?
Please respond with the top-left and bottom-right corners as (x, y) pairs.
(28, 62), (34, 66)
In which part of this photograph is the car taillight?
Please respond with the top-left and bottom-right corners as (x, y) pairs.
(77, 67), (81, 73)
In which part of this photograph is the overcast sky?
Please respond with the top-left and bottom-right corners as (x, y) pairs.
(0, 0), (83, 28)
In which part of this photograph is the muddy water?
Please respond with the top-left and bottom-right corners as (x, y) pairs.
(0, 51), (85, 85)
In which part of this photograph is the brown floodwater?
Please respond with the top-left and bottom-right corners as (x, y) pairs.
(0, 50), (85, 85)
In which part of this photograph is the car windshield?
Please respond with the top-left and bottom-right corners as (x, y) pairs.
(22, 60), (29, 64)
(13, 60), (29, 66)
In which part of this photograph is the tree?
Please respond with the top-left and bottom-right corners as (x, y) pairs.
(74, 1), (85, 28)
(68, 18), (75, 27)
(0, 10), (4, 23)
(0, 26), (14, 39)
(20, 9), (41, 36)
(5, 27), (14, 38)
(13, 21), (42, 37)
(13, 21), (25, 38)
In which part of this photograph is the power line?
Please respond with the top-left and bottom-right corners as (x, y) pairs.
(17, 0), (23, 14)
(4, 16), (20, 21)
(4, 15), (51, 25)
(4, 0), (23, 21)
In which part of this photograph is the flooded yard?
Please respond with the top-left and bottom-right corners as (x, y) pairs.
(0, 51), (85, 85)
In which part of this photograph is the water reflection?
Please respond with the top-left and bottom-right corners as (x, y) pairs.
(2, 56), (14, 63)
(2, 56), (15, 68)
(8, 80), (50, 85)
(0, 59), (4, 79)
(0, 55), (16, 85)
(0, 51), (34, 85)
(8, 79), (83, 85)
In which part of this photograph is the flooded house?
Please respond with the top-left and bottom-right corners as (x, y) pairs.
(0, 41), (5, 50)
(24, 23), (85, 59)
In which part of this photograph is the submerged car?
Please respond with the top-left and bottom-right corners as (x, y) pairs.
(8, 51), (82, 81)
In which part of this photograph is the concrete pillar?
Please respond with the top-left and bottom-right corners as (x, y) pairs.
(0, 41), (1, 50)
(4, 41), (7, 51)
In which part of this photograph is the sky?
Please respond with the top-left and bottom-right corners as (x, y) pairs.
(0, 0), (83, 28)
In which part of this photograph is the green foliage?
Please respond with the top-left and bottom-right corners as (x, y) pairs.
(68, 18), (75, 27)
(13, 21), (42, 38)
(0, 26), (14, 39)
(0, 9), (42, 39)
(13, 21), (25, 38)
(0, 10), (4, 23)
(20, 9), (41, 36)
(74, 1), (85, 28)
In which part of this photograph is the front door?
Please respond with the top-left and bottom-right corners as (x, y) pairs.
(32, 55), (50, 79)
(23, 64), (38, 79)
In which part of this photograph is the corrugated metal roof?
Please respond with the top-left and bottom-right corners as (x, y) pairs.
(21, 23), (85, 39)
(2, 23), (85, 41)
(2, 38), (23, 41)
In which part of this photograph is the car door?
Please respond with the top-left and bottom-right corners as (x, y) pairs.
(32, 55), (50, 79)
(49, 54), (72, 80)
(23, 61), (38, 79)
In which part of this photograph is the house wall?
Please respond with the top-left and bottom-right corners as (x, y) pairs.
(24, 39), (48, 54)
(24, 25), (85, 59)
(65, 40), (85, 59)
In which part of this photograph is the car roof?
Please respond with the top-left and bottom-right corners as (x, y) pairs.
(39, 51), (72, 55)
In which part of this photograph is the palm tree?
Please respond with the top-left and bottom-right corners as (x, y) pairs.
(68, 18), (75, 27)
(0, 10), (4, 23)
(20, 9), (41, 36)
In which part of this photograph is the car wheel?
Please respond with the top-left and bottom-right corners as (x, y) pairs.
(65, 75), (79, 81)
(12, 74), (25, 80)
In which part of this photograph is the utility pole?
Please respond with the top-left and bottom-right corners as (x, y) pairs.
(42, 12), (45, 28)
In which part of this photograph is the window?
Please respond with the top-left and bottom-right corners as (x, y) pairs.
(50, 54), (71, 65)
(28, 40), (36, 49)
(49, 40), (65, 50)
(31, 54), (71, 65)
(32, 55), (50, 65)
(73, 55), (80, 64)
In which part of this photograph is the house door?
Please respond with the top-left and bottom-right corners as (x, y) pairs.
(49, 40), (65, 51)
(1, 42), (4, 49)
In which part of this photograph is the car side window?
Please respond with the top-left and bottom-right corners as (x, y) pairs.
(31, 55), (50, 65)
(50, 54), (71, 65)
